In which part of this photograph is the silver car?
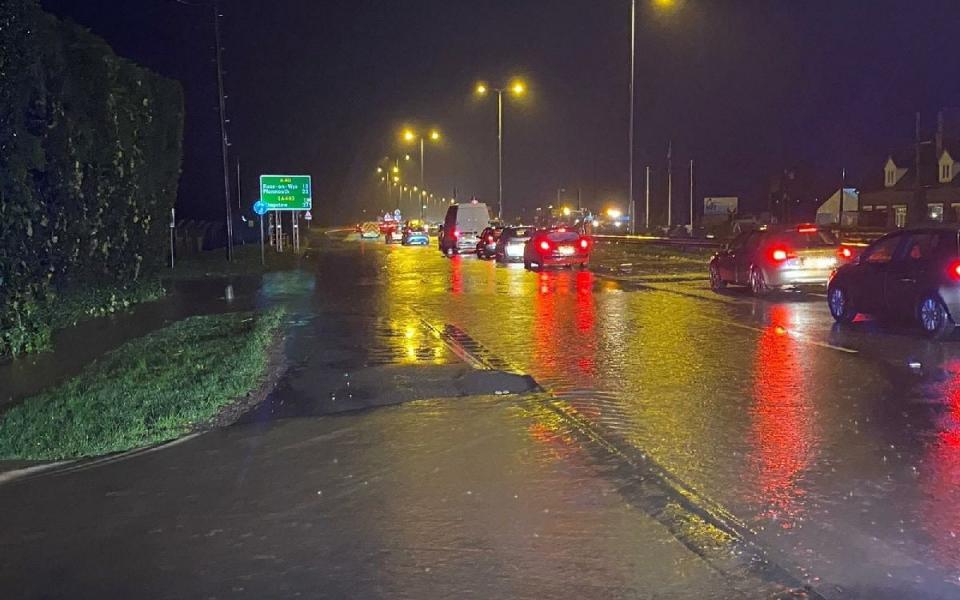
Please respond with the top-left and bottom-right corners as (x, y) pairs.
(709, 225), (845, 295)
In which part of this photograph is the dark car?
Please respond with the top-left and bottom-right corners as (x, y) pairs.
(496, 226), (534, 263)
(709, 224), (846, 295)
(523, 227), (591, 270)
(475, 226), (503, 259)
(828, 227), (960, 338)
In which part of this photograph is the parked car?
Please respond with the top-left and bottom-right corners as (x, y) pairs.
(439, 202), (492, 256)
(402, 220), (430, 246)
(360, 221), (381, 239)
(708, 224), (846, 295)
(828, 227), (960, 338)
(496, 226), (534, 263)
(476, 226), (503, 259)
(523, 227), (591, 270)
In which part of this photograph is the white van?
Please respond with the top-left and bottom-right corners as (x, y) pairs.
(439, 202), (492, 255)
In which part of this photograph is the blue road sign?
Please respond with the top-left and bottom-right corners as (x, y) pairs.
(253, 200), (268, 216)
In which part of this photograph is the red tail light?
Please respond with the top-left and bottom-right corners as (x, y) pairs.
(579, 237), (590, 251)
(839, 246), (853, 259)
(769, 247), (791, 262)
(538, 240), (552, 253)
(949, 260), (960, 280)
(797, 225), (818, 234)
(451, 229), (460, 239)
(487, 235), (494, 243)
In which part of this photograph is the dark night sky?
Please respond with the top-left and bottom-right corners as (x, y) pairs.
(38, 0), (960, 224)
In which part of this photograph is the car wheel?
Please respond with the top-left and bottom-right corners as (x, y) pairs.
(827, 285), (857, 324)
(919, 295), (954, 339)
(750, 266), (770, 297)
(709, 263), (726, 291)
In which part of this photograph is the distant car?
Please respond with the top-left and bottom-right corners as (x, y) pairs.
(439, 202), (492, 256)
(708, 224), (846, 295)
(476, 226), (503, 259)
(523, 227), (591, 270)
(828, 227), (960, 338)
(496, 226), (534, 263)
(360, 221), (381, 239)
(402, 220), (430, 246)
(381, 221), (403, 244)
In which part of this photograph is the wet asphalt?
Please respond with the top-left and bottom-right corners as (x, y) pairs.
(2, 232), (960, 599)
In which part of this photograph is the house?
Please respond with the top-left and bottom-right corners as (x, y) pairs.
(816, 188), (859, 226)
(859, 109), (960, 228)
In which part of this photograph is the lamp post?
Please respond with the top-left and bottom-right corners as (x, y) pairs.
(402, 129), (441, 221)
(629, 0), (677, 234)
(475, 79), (526, 221)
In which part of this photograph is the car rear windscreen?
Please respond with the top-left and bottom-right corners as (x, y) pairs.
(546, 231), (580, 242)
(506, 228), (532, 238)
(779, 230), (837, 247)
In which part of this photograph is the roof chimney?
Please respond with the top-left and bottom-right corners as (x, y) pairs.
(937, 110), (945, 156)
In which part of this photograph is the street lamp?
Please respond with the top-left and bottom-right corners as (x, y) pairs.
(475, 78), (527, 221)
(402, 128), (442, 221)
(629, 0), (678, 233)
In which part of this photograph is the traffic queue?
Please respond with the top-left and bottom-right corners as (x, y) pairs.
(359, 200), (594, 271)
(361, 206), (960, 339)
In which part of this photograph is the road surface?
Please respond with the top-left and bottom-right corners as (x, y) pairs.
(2, 231), (959, 599)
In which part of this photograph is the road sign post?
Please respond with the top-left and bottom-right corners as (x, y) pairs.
(253, 200), (268, 265)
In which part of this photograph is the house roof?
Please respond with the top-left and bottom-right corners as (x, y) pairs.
(863, 143), (940, 192)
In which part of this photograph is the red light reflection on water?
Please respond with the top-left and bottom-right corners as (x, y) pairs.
(747, 304), (815, 528)
(531, 270), (597, 381)
(918, 359), (960, 571)
(449, 256), (463, 295)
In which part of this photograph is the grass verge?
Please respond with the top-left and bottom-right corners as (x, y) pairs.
(167, 243), (308, 280)
(0, 308), (286, 461)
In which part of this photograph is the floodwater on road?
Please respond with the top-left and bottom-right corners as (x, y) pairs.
(4, 232), (960, 599)
(349, 234), (960, 599)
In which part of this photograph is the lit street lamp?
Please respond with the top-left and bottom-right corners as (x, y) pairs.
(402, 128), (442, 221)
(629, 0), (676, 233)
(475, 79), (526, 221)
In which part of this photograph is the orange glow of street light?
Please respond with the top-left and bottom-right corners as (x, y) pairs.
(476, 82), (488, 96)
(403, 129), (416, 142)
(430, 130), (441, 141)
(510, 79), (526, 96)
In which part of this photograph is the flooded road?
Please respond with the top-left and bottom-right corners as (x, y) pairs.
(3, 232), (960, 599)
(361, 235), (960, 598)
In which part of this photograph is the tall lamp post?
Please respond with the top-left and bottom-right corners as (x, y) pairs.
(475, 79), (526, 221)
(629, 0), (676, 234)
(402, 129), (441, 221)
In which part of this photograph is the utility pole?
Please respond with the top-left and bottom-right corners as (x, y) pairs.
(689, 159), (694, 229)
(213, 0), (233, 261)
(628, 0), (637, 234)
(667, 141), (673, 228)
(236, 157), (241, 211)
(645, 165), (651, 230)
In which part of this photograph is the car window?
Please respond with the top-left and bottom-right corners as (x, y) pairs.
(779, 230), (837, 248)
(729, 232), (750, 251)
(744, 232), (764, 252)
(862, 234), (903, 265)
(899, 231), (959, 262)
(507, 227), (532, 238)
(546, 231), (580, 242)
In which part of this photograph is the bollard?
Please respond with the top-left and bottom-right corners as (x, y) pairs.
(225, 284), (235, 302)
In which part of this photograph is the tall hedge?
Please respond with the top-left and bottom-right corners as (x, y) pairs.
(0, 0), (184, 356)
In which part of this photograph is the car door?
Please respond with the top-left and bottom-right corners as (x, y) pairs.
(735, 231), (764, 284)
(716, 232), (746, 282)
(884, 231), (944, 318)
(849, 232), (906, 314)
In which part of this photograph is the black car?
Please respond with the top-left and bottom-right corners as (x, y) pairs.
(476, 226), (502, 259)
(828, 227), (960, 338)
